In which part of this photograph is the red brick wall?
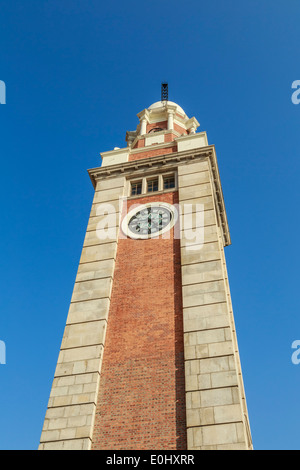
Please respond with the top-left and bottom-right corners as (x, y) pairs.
(91, 192), (187, 450)
(146, 121), (168, 133)
(165, 133), (179, 143)
(174, 122), (188, 135)
(133, 138), (145, 149)
(129, 145), (177, 162)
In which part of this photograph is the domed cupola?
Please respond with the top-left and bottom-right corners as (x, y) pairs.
(126, 97), (199, 149)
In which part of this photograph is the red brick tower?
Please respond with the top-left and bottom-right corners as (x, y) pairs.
(39, 96), (252, 450)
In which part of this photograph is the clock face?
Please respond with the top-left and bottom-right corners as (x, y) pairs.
(122, 202), (177, 239)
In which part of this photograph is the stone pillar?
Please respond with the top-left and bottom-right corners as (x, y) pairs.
(167, 110), (175, 130)
(140, 118), (147, 135)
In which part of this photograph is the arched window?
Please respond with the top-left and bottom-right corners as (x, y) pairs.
(148, 127), (164, 133)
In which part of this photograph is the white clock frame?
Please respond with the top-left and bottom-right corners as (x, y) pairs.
(121, 202), (178, 240)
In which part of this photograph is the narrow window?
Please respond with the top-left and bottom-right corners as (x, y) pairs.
(131, 181), (142, 196)
(147, 178), (159, 193)
(163, 174), (175, 190)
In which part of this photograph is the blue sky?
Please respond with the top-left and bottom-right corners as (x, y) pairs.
(1, 0), (300, 450)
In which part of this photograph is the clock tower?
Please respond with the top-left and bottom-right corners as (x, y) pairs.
(39, 95), (252, 450)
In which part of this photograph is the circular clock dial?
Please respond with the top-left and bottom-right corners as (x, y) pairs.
(128, 206), (172, 236)
(122, 202), (177, 239)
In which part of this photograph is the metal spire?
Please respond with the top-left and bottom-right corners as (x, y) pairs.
(161, 82), (168, 102)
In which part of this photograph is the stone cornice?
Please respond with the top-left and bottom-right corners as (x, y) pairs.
(88, 146), (231, 246)
(136, 109), (150, 121)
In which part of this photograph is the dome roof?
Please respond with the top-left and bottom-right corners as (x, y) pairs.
(148, 101), (186, 117)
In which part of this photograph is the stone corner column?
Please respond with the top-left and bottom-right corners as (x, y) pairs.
(177, 157), (252, 450)
(39, 175), (126, 450)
